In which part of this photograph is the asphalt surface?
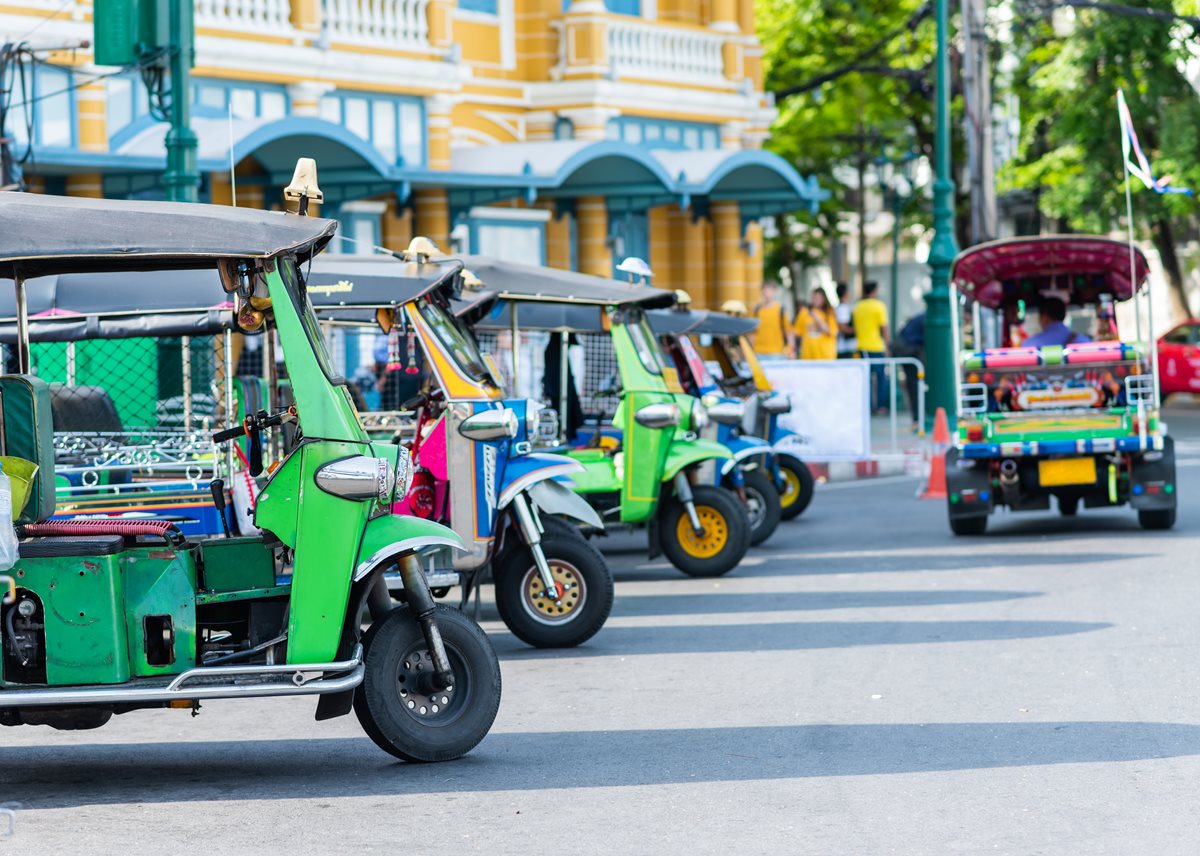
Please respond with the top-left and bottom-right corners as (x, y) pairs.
(6, 406), (1200, 854)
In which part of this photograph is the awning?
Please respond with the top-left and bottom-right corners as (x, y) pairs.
(652, 148), (828, 216)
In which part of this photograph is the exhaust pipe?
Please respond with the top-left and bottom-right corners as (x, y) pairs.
(998, 459), (1019, 504)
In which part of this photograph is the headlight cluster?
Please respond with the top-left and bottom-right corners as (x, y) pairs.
(690, 398), (709, 430)
(394, 447), (414, 500)
(706, 400), (746, 426)
(525, 399), (543, 439)
(315, 455), (395, 503)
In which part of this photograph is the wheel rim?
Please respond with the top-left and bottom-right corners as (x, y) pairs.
(519, 560), (587, 626)
(395, 640), (470, 726)
(675, 505), (730, 559)
(743, 486), (766, 529)
(779, 468), (800, 509)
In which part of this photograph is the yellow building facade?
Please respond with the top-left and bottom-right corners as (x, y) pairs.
(0, 0), (820, 306)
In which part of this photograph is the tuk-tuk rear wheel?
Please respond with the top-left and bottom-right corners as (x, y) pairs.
(740, 469), (782, 546)
(354, 604), (501, 763)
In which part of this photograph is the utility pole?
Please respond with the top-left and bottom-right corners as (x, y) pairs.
(856, 127), (869, 291)
(925, 0), (959, 425)
(94, 0), (197, 202)
(161, 0), (198, 202)
(960, 0), (995, 244)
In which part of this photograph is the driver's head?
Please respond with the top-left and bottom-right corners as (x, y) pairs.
(1039, 297), (1067, 328)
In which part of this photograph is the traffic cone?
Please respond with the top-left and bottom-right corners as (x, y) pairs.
(919, 407), (950, 500)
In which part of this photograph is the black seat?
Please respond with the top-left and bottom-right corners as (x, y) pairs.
(19, 535), (125, 558)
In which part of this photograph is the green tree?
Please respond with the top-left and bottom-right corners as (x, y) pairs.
(1004, 1), (1200, 313)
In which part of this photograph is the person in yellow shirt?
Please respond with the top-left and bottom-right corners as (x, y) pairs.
(793, 287), (837, 360)
(852, 281), (891, 413)
(751, 282), (794, 359)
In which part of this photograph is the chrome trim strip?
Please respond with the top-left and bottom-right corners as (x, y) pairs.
(353, 535), (465, 581)
(0, 646), (364, 708)
(497, 462), (583, 509)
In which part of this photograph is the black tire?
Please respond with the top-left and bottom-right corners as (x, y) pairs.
(1058, 496), (1079, 517)
(739, 469), (782, 546)
(354, 605), (501, 763)
(1138, 508), (1176, 530)
(777, 455), (815, 520)
(492, 521), (614, 648)
(949, 513), (988, 535)
(659, 483), (751, 577)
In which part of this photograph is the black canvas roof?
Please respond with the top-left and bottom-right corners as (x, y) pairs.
(461, 255), (675, 308)
(0, 193), (337, 278)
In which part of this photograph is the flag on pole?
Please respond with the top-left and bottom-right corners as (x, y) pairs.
(1117, 89), (1193, 196)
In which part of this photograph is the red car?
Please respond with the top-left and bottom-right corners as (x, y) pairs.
(1159, 318), (1200, 397)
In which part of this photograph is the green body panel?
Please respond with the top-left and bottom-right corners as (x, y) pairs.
(662, 437), (732, 481)
(356, 513), (465, 573)
(0, 375), (58, 522)
(10, 552), (130, 686)
(122, 548), (198, 677)
(200, 535), (276, 592)
(255, 448), (303, 545)
(565, 450), (621, 495)
(610, 321), (673, 524)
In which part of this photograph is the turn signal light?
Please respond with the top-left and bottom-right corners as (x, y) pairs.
(966, 424), (985, 442)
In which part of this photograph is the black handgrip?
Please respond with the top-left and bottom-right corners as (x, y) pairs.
(213, 423), (246, 443)
(402, 392), (429, 411)
(248, 428), (263, 477)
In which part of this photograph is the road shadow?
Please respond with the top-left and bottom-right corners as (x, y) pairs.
(5, 721), (1197, 809)
(487, 618), (1109, 659)
(611, 589), (1041, 618)
(718, 551), (1158, 580)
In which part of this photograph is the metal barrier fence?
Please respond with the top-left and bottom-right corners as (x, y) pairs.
(861, 355), (928, 453)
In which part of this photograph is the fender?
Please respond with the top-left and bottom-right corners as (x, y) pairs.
(354, 514), (464, 581)
(1130, 435), (1177, 510)
(497, 452), (584, 509)
(718, 434), (772, 476)
(527, 477), (605, 530)
(662, 437), (733, 482)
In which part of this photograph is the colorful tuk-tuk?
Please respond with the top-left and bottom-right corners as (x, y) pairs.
(0, 173), (502, 762)
(947, 236), (1177, 533)
(472, 261), (752, 578)
(699, 312), (815, 520)
(304, 251), (614, 649)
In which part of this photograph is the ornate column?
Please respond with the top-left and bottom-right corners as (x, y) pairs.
(559, 0), (609, 81)
(288, 81), (334, 117)
(76, 78), (107, 153)
(414, 189), (451, 251)
(712, 200), (746, 306)
(576, 196), (611, 278)
(426, 94), (455, 171)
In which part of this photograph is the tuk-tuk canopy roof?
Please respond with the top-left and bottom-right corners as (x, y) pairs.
(0, 193), (337, 278)
(304, 255), (465, 310)
(952, 236), (1151, 308)
(648, 308), (759, 337)
(474, 300), (607, 333)
(461, 256), (676, 309)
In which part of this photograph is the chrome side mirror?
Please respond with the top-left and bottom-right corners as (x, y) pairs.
(459, 408), (519, 441)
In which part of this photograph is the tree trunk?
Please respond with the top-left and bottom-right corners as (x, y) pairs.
(1150, 218), (1190, 320)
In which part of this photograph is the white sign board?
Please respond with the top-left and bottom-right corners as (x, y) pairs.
(762, 360), (871, 461)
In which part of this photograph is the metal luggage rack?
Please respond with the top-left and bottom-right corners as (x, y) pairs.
(53, 429), (219, 495)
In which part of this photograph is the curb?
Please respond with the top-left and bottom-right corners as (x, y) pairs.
(808, 449), (928, 483)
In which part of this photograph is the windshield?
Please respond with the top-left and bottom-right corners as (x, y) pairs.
(626, 315), (663, 375)
(678, 334), (717, 389)
(282, 258), (343, 383)
(418, 297), (492, 384)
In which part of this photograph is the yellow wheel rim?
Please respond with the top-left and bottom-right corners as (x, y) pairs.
(675, 505), (730, 559)
(779, 468), (800, 509)
(521, 561), (586, 625)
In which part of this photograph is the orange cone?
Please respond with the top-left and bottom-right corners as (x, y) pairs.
(919, 407), (950, 500)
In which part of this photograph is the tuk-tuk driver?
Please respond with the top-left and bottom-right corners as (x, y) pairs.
(1023, 297), (1091, 348)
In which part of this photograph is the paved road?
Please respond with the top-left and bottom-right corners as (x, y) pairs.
(6, 407), (1200, 854)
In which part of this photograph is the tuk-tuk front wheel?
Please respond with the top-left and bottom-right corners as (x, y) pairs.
(659, 484), (751, 577)
(493, 519), (614, 648)
(354, 604), (501, 763)
(739, 469), (782, 546)
(777, 455), (814, 520)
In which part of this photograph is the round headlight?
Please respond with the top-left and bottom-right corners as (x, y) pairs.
(394, 448), (414, 501)
(525, 399), (543, 438)
(690, 398), (709, 430)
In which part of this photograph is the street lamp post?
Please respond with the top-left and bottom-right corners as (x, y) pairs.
(162, 0), (199, 203)
(924, 0), (959, 426)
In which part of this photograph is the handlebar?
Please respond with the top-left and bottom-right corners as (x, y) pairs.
(212, 405), (298, 446)
(212, 424), (247, 443)
(402, 392), (430, 411)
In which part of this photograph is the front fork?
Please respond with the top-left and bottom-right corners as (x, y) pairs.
(510, 492), (560, 595)
(374, 557), (454, 692)
(673, 471), (705, 535)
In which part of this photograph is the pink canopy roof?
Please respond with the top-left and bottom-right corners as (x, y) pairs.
(951, 236), (1150, 308)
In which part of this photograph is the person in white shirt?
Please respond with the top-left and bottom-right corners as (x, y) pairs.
(835, 283), (857, 359)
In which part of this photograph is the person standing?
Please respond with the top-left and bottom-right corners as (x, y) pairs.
(834, 282), (857, 359)
(794, 287), (838, 360)
(751, 281), (794, 360)
(892, 312), (925, 428)
(852, 281), (891, 414)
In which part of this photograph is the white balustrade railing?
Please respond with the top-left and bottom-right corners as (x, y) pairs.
(322, 0), (431, 50)
(606, 18), (726, 85)
(195, 0), (294, 33)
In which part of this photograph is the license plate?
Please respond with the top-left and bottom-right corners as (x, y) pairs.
(1038, 457), (1097, 487)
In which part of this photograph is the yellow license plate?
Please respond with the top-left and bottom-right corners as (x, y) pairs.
(1038, 457), (1097, 487)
